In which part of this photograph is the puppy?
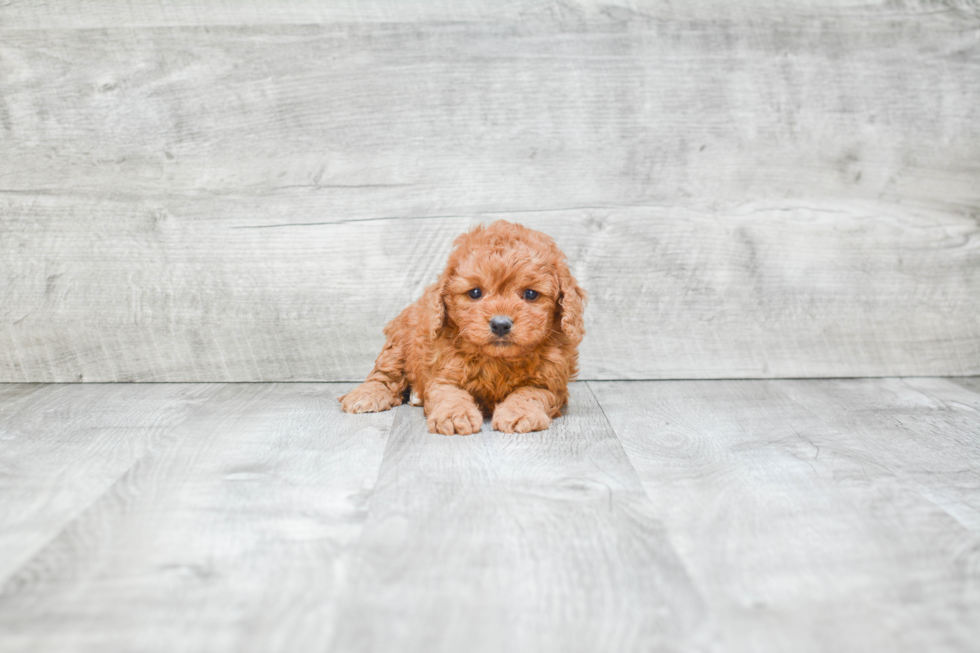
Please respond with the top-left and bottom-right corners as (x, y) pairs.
(339, 220), (586, 435)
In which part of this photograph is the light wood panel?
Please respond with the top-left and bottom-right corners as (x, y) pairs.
(779, 377), (980, 531)
(2, 10), (976, 204)
(2, 198), (978, 381)
(3, 0), (966, 29)
(329, 383), (713, 653)
(0, 383), (393, 653)
(589, 378), (980, 653)
(0, 383), (47, 412)
(0, 383), (220, 584)
(950, 376), (980, 396)
(0, 379), (977, 651)
(1, 1), (978, 381)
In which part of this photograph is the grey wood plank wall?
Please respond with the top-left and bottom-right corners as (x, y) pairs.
(1, 1), (978, 381)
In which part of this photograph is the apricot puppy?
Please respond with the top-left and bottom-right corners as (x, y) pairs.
(339, 220), (586, 435)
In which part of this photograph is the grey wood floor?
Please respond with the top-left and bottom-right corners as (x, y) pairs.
(0, 379), (977, 653)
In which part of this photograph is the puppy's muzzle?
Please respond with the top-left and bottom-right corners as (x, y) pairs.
(490, 315), (513, 337)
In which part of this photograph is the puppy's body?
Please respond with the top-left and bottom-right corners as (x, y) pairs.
(340, 221), (586, 435)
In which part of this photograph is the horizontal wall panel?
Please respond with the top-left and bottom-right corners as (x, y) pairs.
(2, 194), (977, 381)
(0, 14), (977, 207)
(1, 3), (978, 380)
(1, 1), (976, 29)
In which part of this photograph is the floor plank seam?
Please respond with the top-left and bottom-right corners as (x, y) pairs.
(0, 387), (226, 592)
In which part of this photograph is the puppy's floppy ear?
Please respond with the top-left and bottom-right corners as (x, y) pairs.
(556, 262), (587, 346)
(418, 276), (448, 340)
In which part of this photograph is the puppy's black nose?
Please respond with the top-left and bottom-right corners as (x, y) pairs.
(490, 315), (513, 337)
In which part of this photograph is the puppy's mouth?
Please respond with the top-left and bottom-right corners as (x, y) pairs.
(486, 337), (523, 357)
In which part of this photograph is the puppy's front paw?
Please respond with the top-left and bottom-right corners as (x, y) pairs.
(339, 381), (401, 413)
(492, 402), (552, 433)
(426, 400), (483, 436)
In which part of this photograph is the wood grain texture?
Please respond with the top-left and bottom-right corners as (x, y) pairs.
(0, 383), (220, 584)
(1, 1), (978, 381)
(589, 378), (980, 653)
(950, 376), (980, 396)
(0, 0), (975, 28)
(778, 377), (980, 531)
(0, 379), (977, 651)
(0, 383), (47, 412)
(329, 383), (713, 653)
(2, 10), (977, 203)
(2, 199), (978, 381)
(0, 383), (393, 653)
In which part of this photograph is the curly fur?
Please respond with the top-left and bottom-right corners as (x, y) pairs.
(339, 220), (587, 435)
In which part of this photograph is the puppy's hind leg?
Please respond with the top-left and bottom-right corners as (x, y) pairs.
(339, 339), (407, 414)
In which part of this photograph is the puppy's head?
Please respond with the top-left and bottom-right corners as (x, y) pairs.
(426, 221), (586, 358)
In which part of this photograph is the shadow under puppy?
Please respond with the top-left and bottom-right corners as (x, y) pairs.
(339, 220), (587, 435)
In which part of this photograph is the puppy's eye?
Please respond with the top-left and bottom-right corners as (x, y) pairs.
(467, 288), (483, 300)
(523, 289), (539, 301)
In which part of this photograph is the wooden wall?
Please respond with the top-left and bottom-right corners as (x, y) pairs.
(1, 1), (978, 382)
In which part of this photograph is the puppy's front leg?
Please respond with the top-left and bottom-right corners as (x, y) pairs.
(424, 383), (484, 435)
(339, 339), (406, 414)
(492, 387), (561, 433)
(339, 379), (402, 413)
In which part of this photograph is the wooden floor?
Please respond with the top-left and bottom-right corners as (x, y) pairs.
(0, 379), (977, 653)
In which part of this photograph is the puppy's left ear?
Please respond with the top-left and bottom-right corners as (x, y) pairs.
(556, 263), (587, 346)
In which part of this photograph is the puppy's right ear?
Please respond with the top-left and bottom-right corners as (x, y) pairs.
(418, 276), (448, 340)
